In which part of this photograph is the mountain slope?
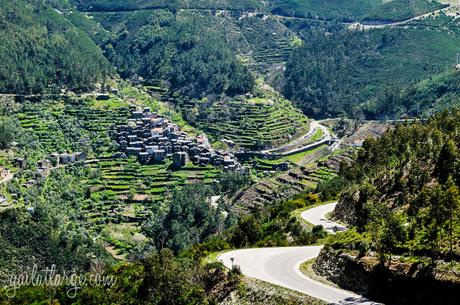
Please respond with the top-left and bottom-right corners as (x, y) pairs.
(336, 110), (460, 258)
(362, 0), (447, 22)
(0, 0), (112, 94)
(270, 0), (383, 20)
(316, 110), (460, 304)
(283, 16), (460, 118)
(366, 69), (460, 117)
(72, 0), (265, 12)
(92, 9), (254, 98)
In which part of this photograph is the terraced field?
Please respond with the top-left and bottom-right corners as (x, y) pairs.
(13, 94), (226, 257)
(83, 158), (220, 256)
(64, 98), (131, 157)
(250, 33), (295, 66)
(231, 146), (356, 213)
(179, 97), (309, 149)
(15, 97), (131, 158)
(16, 101), (71, 153)
(84, 158), (219, 224)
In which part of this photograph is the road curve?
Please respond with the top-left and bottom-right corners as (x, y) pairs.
(349, 4), (458, 30)
(219, 246), (377, 304)
(219, 204), (380, 304)
(261, 120), (331, 154)
(301, 202), (347, 234)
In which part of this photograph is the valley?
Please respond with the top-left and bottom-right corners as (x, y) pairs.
(0, 1), (459, 305)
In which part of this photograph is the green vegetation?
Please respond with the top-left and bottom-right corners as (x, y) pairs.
(1, 93), (236, 257)
(0, 117), (20, 149)
(284, 19), (460, 118)
(271, 0), (382, 20)
(73, 0), (265, 12)
(363, 0), (447, 22)
(334, 109), (460, 263)
(92, 9), (254, 99)
(186, 192), (326, 254)
(0, 165), (111, 276)
(144, 184), (225, 252)
(0, 249), (242, 305)
(83, 159), (222, 254)
(369, 69), (460, 117)
(0, 0), (112, 94)
(179, 96), (309, 149)
(228, 192), (326, 247)
(11, 97), (129, 160)
(3, 0), (460, 303)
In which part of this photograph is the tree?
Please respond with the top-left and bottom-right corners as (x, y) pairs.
(368, 202), (406, 265)
(0, 117), (20, 149)
(144, 184), (224, 253)
(435, 140), (459, 183)
(442, 177), (460, 263)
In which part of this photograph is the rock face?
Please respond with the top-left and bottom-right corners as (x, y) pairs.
(333, 188), (363, 226)
(312, 248), (372, 295)
(313, 247), (460, 305)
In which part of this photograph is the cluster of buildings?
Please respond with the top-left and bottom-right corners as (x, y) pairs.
(48, 152), (87, 165)
(13, 152), (86, 172)
(114, 108), (242, 170)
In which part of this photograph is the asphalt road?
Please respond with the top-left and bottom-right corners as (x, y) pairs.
(261, 121), (331, 154)
(350, 4), (458, 30)
(301, 202), (347, 234)
(219, 204), (380, 305)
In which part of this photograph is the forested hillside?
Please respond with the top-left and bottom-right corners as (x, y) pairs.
(0, 0), (113, 94)
(370, 69), (460, 117)
(93, 9), (254, 98)
(2, 0), (457, 118)
(2, 1), (460, 304)
(335, 110), (460, 261)
(313, 110), (460, 304)
(72, 0), (265, 12)
(283, 16), (460, 118)
(0, 166), (111, 277)
(362, 0), (447, 22)
(270, 0), (382, 20)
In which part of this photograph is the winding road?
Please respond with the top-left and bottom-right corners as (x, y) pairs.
(349, 4), (459, 30)
(218, 203), (380, 305)
(301, 202), (347, 234)
(261, 121), (332, 155)
(261, 121), (331, 154)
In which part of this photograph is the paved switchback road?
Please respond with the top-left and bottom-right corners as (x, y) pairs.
(219, 203), (380, 305)
(301, 202), (347, 234)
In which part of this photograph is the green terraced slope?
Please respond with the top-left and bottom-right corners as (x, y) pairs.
(85, 158), (219, 222)
(15, 97), (130, 159)
(179, 96), (310, 150)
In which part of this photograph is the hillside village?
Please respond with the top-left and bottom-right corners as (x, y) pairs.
(114, 107), (243, 171)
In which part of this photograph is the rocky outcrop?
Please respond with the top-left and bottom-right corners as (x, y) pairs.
(312, 248), (373, 295)
(313, 247), (460, 305)
(333, 187), (363, 226)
